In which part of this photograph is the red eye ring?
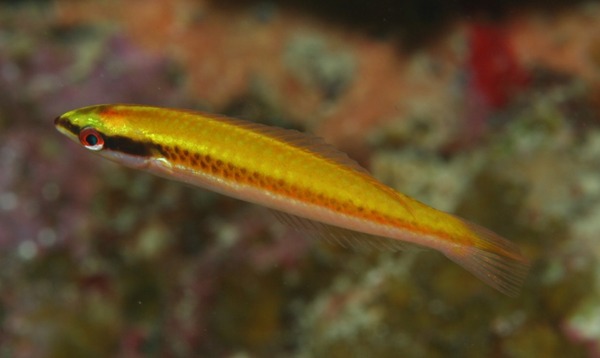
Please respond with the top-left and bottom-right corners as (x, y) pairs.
(79, 127), (105, 151)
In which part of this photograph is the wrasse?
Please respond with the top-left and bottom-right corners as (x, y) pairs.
(55, 104), (529, 296)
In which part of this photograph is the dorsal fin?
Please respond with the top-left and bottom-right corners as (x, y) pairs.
(215, 115), (370, 175)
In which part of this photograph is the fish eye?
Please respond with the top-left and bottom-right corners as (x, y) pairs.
(79, 127), (105, 151)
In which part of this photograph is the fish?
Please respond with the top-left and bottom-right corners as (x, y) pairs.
(54, 104), (529, 296)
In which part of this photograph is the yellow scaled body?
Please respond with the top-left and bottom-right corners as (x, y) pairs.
(55, 104), (528, 295)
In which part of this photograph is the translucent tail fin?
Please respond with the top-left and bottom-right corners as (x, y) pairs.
(443, 219), (530, 297)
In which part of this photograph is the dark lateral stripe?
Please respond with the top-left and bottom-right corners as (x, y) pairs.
(55, 114), (155, 157)
(55, 116), (81, 135)
(104, 135), (154, 157)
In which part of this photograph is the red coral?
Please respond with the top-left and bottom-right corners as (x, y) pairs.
(463, 22), (530, 143)
(467, 22), (529, 110)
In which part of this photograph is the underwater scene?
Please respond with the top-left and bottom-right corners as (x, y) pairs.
(1, 0), (600, 356)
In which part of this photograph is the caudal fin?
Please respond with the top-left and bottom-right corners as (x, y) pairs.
(443, 219), (530, 297)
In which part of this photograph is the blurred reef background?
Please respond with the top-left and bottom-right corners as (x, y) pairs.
(2, 0), (600, 356)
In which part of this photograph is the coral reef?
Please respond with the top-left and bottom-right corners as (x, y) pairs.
(2, 0), (600, 356)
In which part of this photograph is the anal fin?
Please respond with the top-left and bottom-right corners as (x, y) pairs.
(270, 209), (413, 252)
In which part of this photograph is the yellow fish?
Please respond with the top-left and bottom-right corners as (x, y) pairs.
(55, 104), (528, 296)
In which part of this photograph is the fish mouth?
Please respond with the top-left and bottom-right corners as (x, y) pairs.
(54, 115), (81, 140)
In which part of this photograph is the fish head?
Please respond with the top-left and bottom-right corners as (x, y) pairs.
(54, 104), (153, 169)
